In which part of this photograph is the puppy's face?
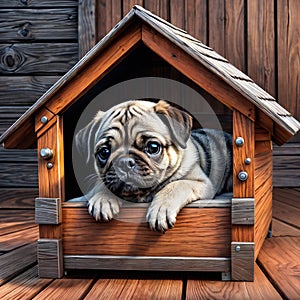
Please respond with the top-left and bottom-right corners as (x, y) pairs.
(76, 100), (192, 201)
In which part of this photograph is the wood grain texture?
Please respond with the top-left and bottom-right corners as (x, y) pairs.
(186, 264), (281, 299)
(64, 256), (230, 273)
(35, 198), (61, 225)
(247, 0), (276, 98)
(0, 8), (77, 42)
(0, 226), (38, 252)
(37, 239), (63, 278)
(0, 0), (77, 7)
(272, 218), (300, 237)
(31, 277), (93, 300)
(277, 0), (300, 138)
(0, 243), (37, 286)
(254, 133), (273, 258)
(62, 207), (231, 257)
(231, 242), (254, 281)
(0, 188), (37, 208)
(78, 0), (96, 58)
(37, 121), (61, 198)
(258, 237), (300, 299)
(0, 266), (52, 300)
(231, 198), (255, 225)
(0, 163), (38, 188)
(85, 278), (182, 300)
(0, 43), (77, 74)
(0, 76), (59, 105)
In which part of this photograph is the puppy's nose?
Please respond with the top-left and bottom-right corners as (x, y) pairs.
(118, 157), (136, 172)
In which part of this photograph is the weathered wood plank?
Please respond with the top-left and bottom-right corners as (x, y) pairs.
(31, 277), (94, 300)
(247, 0), (276, 98)
(35, 198), (61, 225)
(258, 237), (300, 299)
(0, 188), (37, 209)
(273, 199), (300, 228)
(185, 0), (207, 44)
(273, 188), (300, 209)
(62, 206), (231, 257)
(0, 163), (38, 188)
(0, 265), (53, 300)
(0, 209), (35, 222)
(0, 0), (78, 7)
(0, 76), (60, 106)
(186, 264), (282, 299)
(231, 242), (254, 281)
(272, 218), (300, 237)
(78, 0), (96, 58)
(37, 239), (63, 278)
(277, 0), (300, 138)
(0, 222), (36, 237)
(0, 243), (37, 286)
(0, 43), (78, 74)
(0, 226), (39, 252)
(0, 147), (37, 162)
(0, 9), (77, 42)
(64, 256), (230, 272)
(224, 0), (245, 72)
(85, 278), (182, 300)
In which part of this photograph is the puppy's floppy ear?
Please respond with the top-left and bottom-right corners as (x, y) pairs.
(154, 100), (193, 149)
(75, 111), (105, 164)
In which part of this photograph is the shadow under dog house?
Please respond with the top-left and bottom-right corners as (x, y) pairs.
(1, 6), (299, 281)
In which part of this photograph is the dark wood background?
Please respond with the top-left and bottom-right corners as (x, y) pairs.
(0, 0), (299, 208)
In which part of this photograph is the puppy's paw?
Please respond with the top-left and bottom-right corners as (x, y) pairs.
(146, 200), (178, 233)
(88, 194), (120, 222)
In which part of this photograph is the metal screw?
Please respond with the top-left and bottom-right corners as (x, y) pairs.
(47, 162), (54, 169)
(238, 171), (248, 181)
(245, 158), (251, 165)
(40, 116), (48, 124)
(235, 245), (241, 252)
(40, 148), (53, 160)
(235, 137), (244, 147)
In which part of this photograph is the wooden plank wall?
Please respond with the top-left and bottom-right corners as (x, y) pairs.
(0, 0), (299, 210)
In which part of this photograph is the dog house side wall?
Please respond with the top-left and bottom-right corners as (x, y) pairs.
(254, 126), (273, 259)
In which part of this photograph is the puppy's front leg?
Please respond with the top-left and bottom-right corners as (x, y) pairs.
(87, 184), (121, 222)
(146, 180), (215, 232)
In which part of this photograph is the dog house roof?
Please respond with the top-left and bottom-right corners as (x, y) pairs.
(1, 5), (299, 148)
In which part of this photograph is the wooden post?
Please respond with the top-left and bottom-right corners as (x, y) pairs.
(232, 109), (255, 281)
(36, 116), (64, 278)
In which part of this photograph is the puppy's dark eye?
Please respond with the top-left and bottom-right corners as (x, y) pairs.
(96, 146), (111, 163)
(145, 141), (161, 155)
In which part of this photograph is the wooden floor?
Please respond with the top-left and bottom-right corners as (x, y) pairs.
(0, 188), (299, 299)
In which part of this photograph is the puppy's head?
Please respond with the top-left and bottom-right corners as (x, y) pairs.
(75, 100), (192, 201)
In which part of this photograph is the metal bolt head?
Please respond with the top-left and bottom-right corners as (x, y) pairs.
(40, 148), (53, 160)
(245, 158), (252, 165)
(238, 171), (248, 181)
(235, 137), (244, 147)
(47, 162), (54, 169)
(235, 245), (241, 252)
(40, 116), (48, 124)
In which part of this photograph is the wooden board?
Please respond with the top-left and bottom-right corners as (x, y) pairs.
(258, 237), (300, 299)
(0, 9), (77, 42)
(0, 266), (53, 300)
(31, 277), (94, 300)
(273, 199), (300, 229)
(0, 43), (77, 74)
(62, 206), (231, 257)
(85, 278), (182, 300)
(0, 226), (38, 252)
(186, 264), (281, 299)
(0, 243), (37, 286)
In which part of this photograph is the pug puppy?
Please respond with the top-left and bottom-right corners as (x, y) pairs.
(75, 100), (232, 232)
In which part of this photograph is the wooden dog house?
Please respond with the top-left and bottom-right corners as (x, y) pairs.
(1, 6), (299, 281)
